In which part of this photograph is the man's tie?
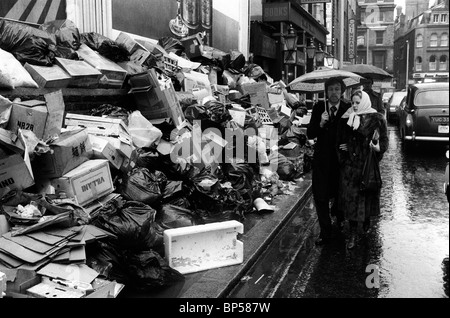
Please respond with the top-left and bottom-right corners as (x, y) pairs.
(330, 106), (337, 121)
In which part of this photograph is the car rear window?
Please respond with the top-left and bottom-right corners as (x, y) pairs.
(390, 93), (407, 106)
(415, 90), (449, 107)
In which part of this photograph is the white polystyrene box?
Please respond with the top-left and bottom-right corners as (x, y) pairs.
(164, 221), (244, 275)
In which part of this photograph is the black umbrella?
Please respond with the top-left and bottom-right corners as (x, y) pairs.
(341, 64), (393, 81)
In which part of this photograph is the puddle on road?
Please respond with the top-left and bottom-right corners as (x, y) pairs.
(376, 129), (449, 298)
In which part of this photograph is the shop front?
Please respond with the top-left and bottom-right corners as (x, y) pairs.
(412, 72), (450, 84)
(251, 0), (328, 84)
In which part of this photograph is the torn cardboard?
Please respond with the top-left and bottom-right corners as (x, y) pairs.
(32, 128), (92, 179)
(55, 58), (102, 88)
(24, 63), (72, 88)
(6, 90), (65, 141)
(76, 44), (127, 88)
(51, 159), (114, 207)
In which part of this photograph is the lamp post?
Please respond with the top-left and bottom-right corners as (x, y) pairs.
(281, 24), (298, 84)
(306, 38), (316, 72)
(315, 45), (325, 68)
(406, 40), (410, 91)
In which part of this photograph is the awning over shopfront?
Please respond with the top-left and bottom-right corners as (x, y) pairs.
(262, 1), (328, 45)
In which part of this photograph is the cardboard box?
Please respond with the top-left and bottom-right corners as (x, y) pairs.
(89, 135), (124, 170)
(51, 159), (114, 207)
(55, 58), (102, 88)
(64, 113), (132, 140)
(7, 90), (65, 141)
(129, 69), (185, 128)
(115, 32), (151, 66)
(0, 129), (34, 195)
(76, 44), (127, 88)
(180, 33), (204, 59)
(164, 221), (244, 274)
(24, 63), (71, 88)
(212, 84), (230, 103)
(183, 71), (212, 96)
(240, 82), (270, 110)
(32, 128), (92, 179)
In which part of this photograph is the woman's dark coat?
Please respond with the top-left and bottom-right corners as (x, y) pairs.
(336, 112), (389, 222)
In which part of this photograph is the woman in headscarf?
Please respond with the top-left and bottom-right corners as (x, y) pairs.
(336, 90), (389, 250)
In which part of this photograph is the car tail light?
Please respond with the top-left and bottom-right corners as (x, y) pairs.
(406, 114), (414, 127)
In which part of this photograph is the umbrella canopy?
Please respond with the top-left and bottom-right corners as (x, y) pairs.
(288, 67), (364, 93)
(341, 64), (393, 80)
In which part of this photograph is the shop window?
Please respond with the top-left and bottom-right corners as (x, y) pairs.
(440, 55), (448, 71)
(430, 34), (438, 47)
(416, 34), (423, 48)
(376, 31), (384, 45)
(441, 33), (448, 47)
(429, 55), (437, 71)
(416, 57), (422, 71)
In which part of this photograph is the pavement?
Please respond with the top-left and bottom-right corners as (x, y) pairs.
(120, 173), (315, 298)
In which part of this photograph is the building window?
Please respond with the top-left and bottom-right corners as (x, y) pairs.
(442, 14), (448, 23)
(441, 33), (448, 47)
(430, 55), (437, 71)
(440, 55), (448, 71)
(430, 33), (438, 47)
(416, 34), (423, 48)
(357, 35), (365, 46)
(416, 57), (423, 71)
(376, 31), (384, 45)
(433, 14), (440, 23)
(373, 52), (385, 70)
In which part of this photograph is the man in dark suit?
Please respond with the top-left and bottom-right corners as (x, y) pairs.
(363, 78), (384, 114)
(307, 78), (351, 246)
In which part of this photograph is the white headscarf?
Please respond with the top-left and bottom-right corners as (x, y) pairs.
(342, 90), (377, 130)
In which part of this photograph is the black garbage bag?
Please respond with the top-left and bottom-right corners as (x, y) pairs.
(222, 50), (246, 74)
(184, 104), (210, 123)
(54, 45), (79, 59)
(81, 32), (130, 62)
(186, 169), (246, 223)
(135, 148), (196, 182)
(0, 18), (57, 66)
(93, 199), (162, 252)
(120, 168), (168, 207)
(90, 104), (130, 125)
(157, 204), (201, 230)
(221, 163), (261, 213)
(162, 180), (191, 209)
(124, 250), (185, 291)
(86, 241), (128, 282)
(39, 19), (81, 50)
(269, 153), (301, 181)
(204, 100), (232, 126)
(158, 36), (185, 56)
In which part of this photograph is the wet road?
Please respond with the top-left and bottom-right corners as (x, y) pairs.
(228, 123), (449, 298)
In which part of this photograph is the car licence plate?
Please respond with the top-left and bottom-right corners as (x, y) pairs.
(438, 125), (449, 134)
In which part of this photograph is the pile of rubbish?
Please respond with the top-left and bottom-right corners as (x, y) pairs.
(0, 18), (315, 298)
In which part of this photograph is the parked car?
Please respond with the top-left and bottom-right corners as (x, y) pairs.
(397, 82), (449, 148)
(445, 150), (449, 203)
(386, 91), (407, 123)
(382, 92), (393, 112)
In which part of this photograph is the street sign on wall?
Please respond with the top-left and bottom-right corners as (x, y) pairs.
(348, 18), (356, 60)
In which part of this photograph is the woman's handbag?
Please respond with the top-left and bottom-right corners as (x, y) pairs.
(360, 147), (383, 193)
